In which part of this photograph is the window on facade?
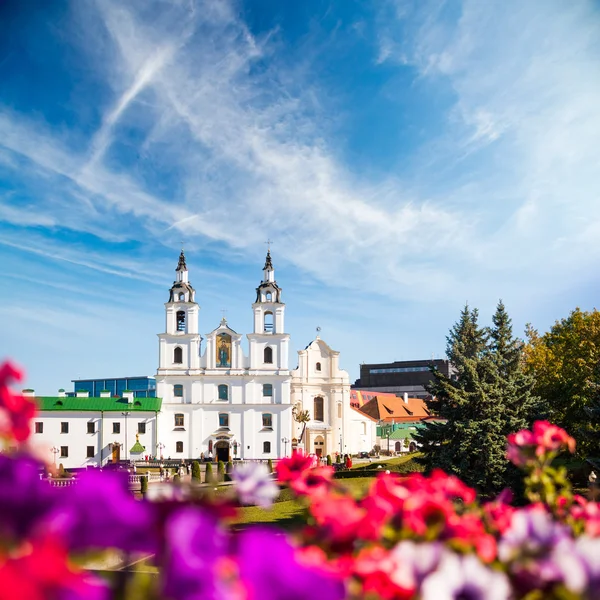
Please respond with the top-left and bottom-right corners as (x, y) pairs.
(316, 362), (321, 371)
(87, 422), (95, 434)
(179, 293), (185, 301)
(60, 446), (68, 458)
(265, 292), (272, 301)
(263, 383), (273, 397)
(219, 413), (229, 428)
(361, 422), (367, 435)
(86, 446), (94, 458)
(263, 441), (271, 453)
(208, 439), (213, 453)
(113, 422), (120, 434)
(264, 311), (274, 333)
(174, 347), (183, 364)
(138, 422), (146, 434)
(264, 346), (273, 364)
(174, 414), (184, 428)
(176, 441), (183, 453)
(61, 422), (69, 434)
(218, 384), (228, 401)
(314, 397), (324, 422)
(176, 310), (186, 332)
(262, 413), (272, 428)
(337, 404), (342, 419)
(174, 384), (183, 398)
(35, 422), (43, 434)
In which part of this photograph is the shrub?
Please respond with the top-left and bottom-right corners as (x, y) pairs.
(205, 462), (214, 484)
(267, 459), (273, 474)
(336, 454), (341, 464)
(226, 461), (233, 482)
(191, 460), (201, 482)
(217, 461), (225, 482)
(140, 475), (148, 497)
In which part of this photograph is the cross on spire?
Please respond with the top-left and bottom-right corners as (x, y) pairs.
(265, 239), (273, 251)
(220, 309), (228, 322)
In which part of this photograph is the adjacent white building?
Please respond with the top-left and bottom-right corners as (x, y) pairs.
(30, 250), (374, 467)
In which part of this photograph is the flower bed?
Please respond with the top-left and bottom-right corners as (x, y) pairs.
(0, 360), (599, 599)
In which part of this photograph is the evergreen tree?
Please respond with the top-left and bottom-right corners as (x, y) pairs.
(415, 302), (537, 495)
(205, 462), (214, 484)
(191, 460), (201, 482)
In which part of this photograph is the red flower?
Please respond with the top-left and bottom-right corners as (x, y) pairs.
(309, 495), (367, 544)
(276, 451), (313, 484)
(429, 469), (476, 504)
(353, 546), (415, 600)
(0, 537), (106, 600)
(0, 361), (37, 443)
(291, 466), (334, 497)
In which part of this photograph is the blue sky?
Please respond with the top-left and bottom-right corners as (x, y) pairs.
(1, 0), (599, 393)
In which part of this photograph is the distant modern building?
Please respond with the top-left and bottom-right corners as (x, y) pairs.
(353, 359), (455, 399)
(71, 377), (156, 398)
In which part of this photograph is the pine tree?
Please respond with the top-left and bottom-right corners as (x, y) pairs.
(191, 460), (201, 482)
(415, 302), (537, 495)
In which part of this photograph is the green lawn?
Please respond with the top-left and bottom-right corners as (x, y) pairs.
(233, 477), (374, 527)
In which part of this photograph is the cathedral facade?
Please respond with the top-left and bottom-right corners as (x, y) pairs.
(155, 250), (293, 462)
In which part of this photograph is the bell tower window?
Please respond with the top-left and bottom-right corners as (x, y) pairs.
(174, 347), (183, 364)
(179, 293), (185, 301)
(176, 311), (186, 332)
(265, 291), (272, 301)
(264, 311), (274, 333)
(264, 347), (273, 364)
(316, 362), (321, 372)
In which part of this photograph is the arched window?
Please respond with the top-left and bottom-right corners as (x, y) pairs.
(174, 413), (184, 427)
(263, 384), (273, 398)
(174, 385), (183, 398)
(265, 291), (272, 301)
(263, 441), (271, 453)
(264, 347), (273, 364)
(264, 311), (274, 333)
(178, 293), (185, 301)
(218, 384), (228, 401)
(316, 362), (321, 372)
(174, 347), (183, 364)
(219, 413), (229, 428)
(395, 441), (402, 453)
(314, 397), (324, 422)
(176, 311), (186, 332)
(176, 441), (184, 453)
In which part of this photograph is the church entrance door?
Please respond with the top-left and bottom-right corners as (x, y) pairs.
(111, 444), (120, 463)
(314, 435), (325, 458)
(215, 442), (230, 462)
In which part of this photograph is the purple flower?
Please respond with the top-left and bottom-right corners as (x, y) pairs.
(161, 507), (234, 600)
(499, 507), (587, 594)
(498, 506), (570, 561)
(420, 552), (511, 600)
(231, 462), (279, 508)
(46, 469), (157, 553)
(0, 454), (57, 541)
(237, 528), (345, 600)
(576, 536), (600, 600)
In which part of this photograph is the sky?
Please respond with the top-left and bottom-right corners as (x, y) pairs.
(1, 0), (599, 394)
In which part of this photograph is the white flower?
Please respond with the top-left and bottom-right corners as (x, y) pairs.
(420, 552), (510, 600)
(232, 462), (279, 508)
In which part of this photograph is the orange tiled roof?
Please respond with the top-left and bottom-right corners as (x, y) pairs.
(358, 395), (431, 423)
(349, 389), (397, 410)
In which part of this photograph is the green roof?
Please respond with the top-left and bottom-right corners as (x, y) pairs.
(130, 440), (146, 453)
(35, 397), (162, 412)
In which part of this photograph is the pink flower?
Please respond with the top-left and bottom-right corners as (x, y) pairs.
(0, 361), (37, 443)
(290, 466), (334, 497)
(276, 451), (313, 484)
(532, 421), (576, 454)
(309, 495), (367, 544)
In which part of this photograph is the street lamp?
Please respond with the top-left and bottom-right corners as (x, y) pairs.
(122, 412), (130, 462)
(281, 437), (289, 457)
(51, 446), (59, 467)
(157, 442), (165, 460)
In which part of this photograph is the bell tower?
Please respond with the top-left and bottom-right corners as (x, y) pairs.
(247, 249), (289, 371)
(157, 250), (201, 381)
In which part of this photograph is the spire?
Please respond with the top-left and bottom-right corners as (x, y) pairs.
(176, 250), (187, 272)
(264, 249), (273, 271)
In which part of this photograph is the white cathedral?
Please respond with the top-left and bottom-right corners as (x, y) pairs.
(29, 250), (375, 468)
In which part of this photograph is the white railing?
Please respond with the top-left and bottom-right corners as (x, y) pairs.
(128, 473), (161, 484)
